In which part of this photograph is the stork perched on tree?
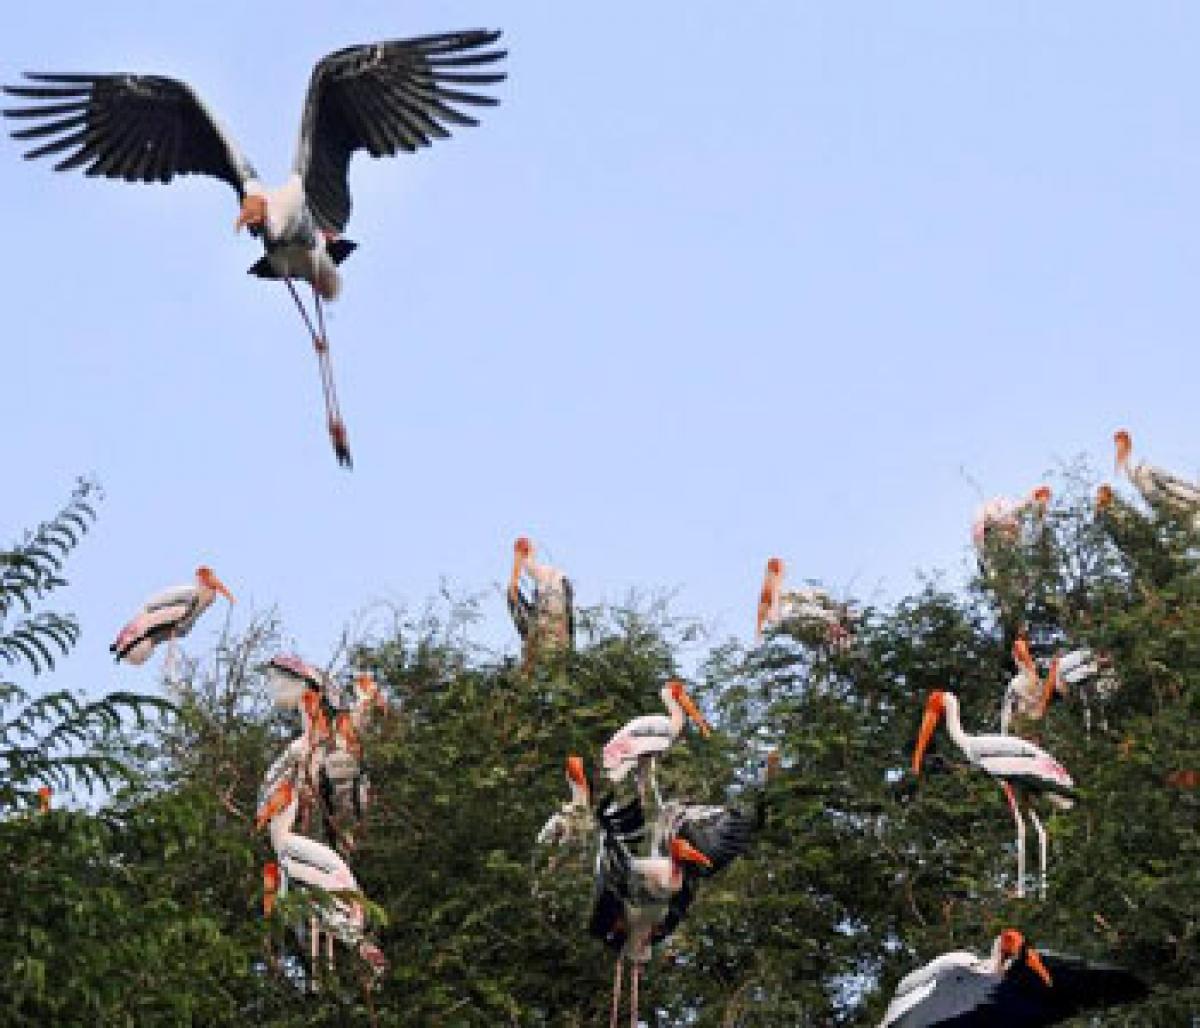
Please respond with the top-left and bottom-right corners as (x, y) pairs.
(974, 487), (1051, 554)
(755, 557), (856, 647)
(256, 734), (385, 983)
(1113, 429), (1200, 526)
(1000, 639), (1060, 735)
(110, 566), (234, 671)
(2, 30), (507, 467)
(602, 680), (711, 807)
(536, 754), (593, 849)
(880, 928), (1147, 1026)
(590, 797), (753, 1028)
(507, 536), (574, 671)
(913, 690), (1076, 899)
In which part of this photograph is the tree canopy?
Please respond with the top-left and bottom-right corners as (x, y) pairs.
(2, 470), (1196, 1025)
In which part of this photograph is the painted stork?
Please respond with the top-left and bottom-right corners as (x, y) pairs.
(602, 679), (711, 806)
(1114, 429), (1200, 524)
(2, 30), (507, 467)
(913, 690), (1076, 899)
(266, 654), (327, 708)
(971, 486), (1051, 554)
(590, 798), (753, 1028)
(880, 928), (1147, 1026)
(508, 536), (575, 670)
(256, 735), (386, 981)
(536, 754), (593, 848)
(756, 557), (855, 647)
(999, 640), (1060, 735)
(110, 565), (234, 669)
(37, 786), (51, 814)
(318, 673), (387, 855)
(1056, 648), (1119, 735)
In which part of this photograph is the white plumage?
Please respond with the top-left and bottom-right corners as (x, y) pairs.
(110, 565), (233, 666)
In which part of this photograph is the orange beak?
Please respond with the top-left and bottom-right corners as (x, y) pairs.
(674, 683), (712, 737)
(255, 782), (293, 831)
(565, 754), (590, 803)
(1025, 946), (1053, 987)
(235, 194), (267, 233)
(509, 539), (530, 600)
(912, 692), (944, 775)
(263, 862), (280, 917)
(1096, 483), (1114, 511)
(37, 786), (51, 813)
(1114, 430), (1132, 473)
(1013, 639), (1037, 676)
(670, 837), (713, 868)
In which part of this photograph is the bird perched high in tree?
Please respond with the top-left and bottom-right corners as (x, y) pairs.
(2, 30), (507, 467)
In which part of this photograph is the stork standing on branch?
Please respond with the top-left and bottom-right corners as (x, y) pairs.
(110, 565), (234, 673)
(1114, 429), (1200, 525)
(913, 690), (1076, 899)
(3, 30), (507, 467)
(507, 536), (575, 670)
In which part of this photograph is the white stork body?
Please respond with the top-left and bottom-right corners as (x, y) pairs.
(110, 566), (233, 668)
(256, 736), (385, 979)
(881, 930), (1052, 1027)
(756, 557), (855, 646)
(602, 681), (711, 806)
(914, 690), (1075, 899)
(508, 536), (574, 669)
(536, 755), (592, 848)
(3, 31), (507, 468)
(999, 640), (1060, 735)
(1114, 430), (1200, 525)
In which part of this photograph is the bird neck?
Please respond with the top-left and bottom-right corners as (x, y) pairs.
(941, 694), (972, 754)
(663, 693), (685, 737)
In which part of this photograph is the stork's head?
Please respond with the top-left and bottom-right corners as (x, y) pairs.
(357, 673), (386, 711)
(757, 557), (784, 638)
(510, 536), (533, 593)
(669, 836), (713, 869)
(235, 193), (267, 234)
(263, 861), (280, 917)
(998, 929), (1052, 986)
(565, 754), (589, 805)
(912, 690), (948, 775)
(196, 566), (235, 604)
(37, 786), (51, 813)
(766, 557), (784, 578)
(666, 679), (712, 737)
(1114, 430), (1133, 473)
(1096, 483), (1114, 511)
(1031, 485), (1052, 510)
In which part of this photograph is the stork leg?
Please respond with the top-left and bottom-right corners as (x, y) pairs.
(313, 289), (351, 468)
(1029, 807), (1048, 899)
(310, 916), (320, 992)
(630, 961), (640, 1028)
(609, 959), (623, 1028)
(281, 278), (351, 468)
(648, 761), (664, 809)
(1002, 782), (1026, 898)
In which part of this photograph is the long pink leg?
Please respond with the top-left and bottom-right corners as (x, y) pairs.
(1002, 782), (1027, 899)
(281, 279), (351, 468)
(630, 962), (640, 1028)
(609, 959), (623, 1028)
(313, 290), (351, 468)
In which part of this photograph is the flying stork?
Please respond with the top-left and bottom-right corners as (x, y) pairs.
(3, 30), (507, 467)
(1114, 429), (1200, 525)
(880, 928), (1147, 1026)
(110, 565), (234, 670)
(913, 690), (1076, 899)
(602, 679), (711, 807)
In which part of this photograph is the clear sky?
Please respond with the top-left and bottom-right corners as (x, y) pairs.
(4, 2), (1198, 698)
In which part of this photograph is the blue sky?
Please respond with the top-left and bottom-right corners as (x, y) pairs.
(4, 2), (1198, 698)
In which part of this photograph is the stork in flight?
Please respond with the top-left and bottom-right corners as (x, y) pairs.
(913, 690), (1076, 899)
(602, 679), (711, 807)
(110, 565), (234, 672)
(1114, 429), (1200, 526)
(880, 927), (1147, 1027)
(3, 30), (507, 467)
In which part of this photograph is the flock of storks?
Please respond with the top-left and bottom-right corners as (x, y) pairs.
(5, 23), (1186, 1028)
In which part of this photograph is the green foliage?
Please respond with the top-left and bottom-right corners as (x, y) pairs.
(3, 467), (1197, 1025)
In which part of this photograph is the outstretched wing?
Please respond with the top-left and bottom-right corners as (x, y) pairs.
(293, 29), (506, 234)
(998, 948), (1148, 1021)
(2, 73), (256, 194)
(588, 796), (644, 950)
(674, 804), (756, 876)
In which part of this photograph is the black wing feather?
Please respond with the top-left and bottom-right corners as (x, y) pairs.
(294, 29), (506, 234)
(2, 73), (255, 195)
(996, 948), (1148, 1023)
